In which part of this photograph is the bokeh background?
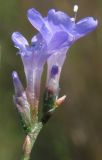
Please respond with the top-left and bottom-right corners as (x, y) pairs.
(0, 0), (102, 159)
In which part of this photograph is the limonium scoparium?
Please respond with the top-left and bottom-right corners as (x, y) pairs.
(11, 6), (98, 160)
(12, 6), (98, 124)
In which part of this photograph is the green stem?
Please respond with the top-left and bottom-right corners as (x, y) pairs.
(21, 155), (30, 160)
(21, 122), (43, 160)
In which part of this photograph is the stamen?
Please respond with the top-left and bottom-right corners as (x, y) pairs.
(74, 4), (78, 13)
(73, 4), (78, 22)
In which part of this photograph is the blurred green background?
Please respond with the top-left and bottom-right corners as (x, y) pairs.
(0, 0), (102, 159)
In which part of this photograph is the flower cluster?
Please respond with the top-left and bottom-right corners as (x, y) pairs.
(12, 7), (98, 128)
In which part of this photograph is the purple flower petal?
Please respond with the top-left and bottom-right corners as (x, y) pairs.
(75, 17), (98, 38)
(27, 8), (44, 30)
(48, 31), (73, 51)
(27, 8), (50, 40)
(11, 32), (29, 50)
(48, 9), (73, 29)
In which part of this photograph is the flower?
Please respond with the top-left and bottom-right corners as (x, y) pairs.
(12, 7), (98, 124)
(27, 7), (98, 95)
(12, 32), (48, 109)
(12, 71), (31, 131)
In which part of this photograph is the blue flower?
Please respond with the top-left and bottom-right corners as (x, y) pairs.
(12, 32), (49, 108)
(12, 7), (98, 112)
(27, 8), (98, 93)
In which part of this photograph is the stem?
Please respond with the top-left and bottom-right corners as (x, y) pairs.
(21, 122), (43, 160)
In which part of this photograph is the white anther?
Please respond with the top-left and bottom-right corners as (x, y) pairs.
(73, 5), (78, 22)
(73, 5), (78, 13)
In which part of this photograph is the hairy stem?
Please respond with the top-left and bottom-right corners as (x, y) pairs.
(21, 122), (43, 160)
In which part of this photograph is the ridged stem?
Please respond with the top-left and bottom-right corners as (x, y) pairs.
(21, 122), (43, 160)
